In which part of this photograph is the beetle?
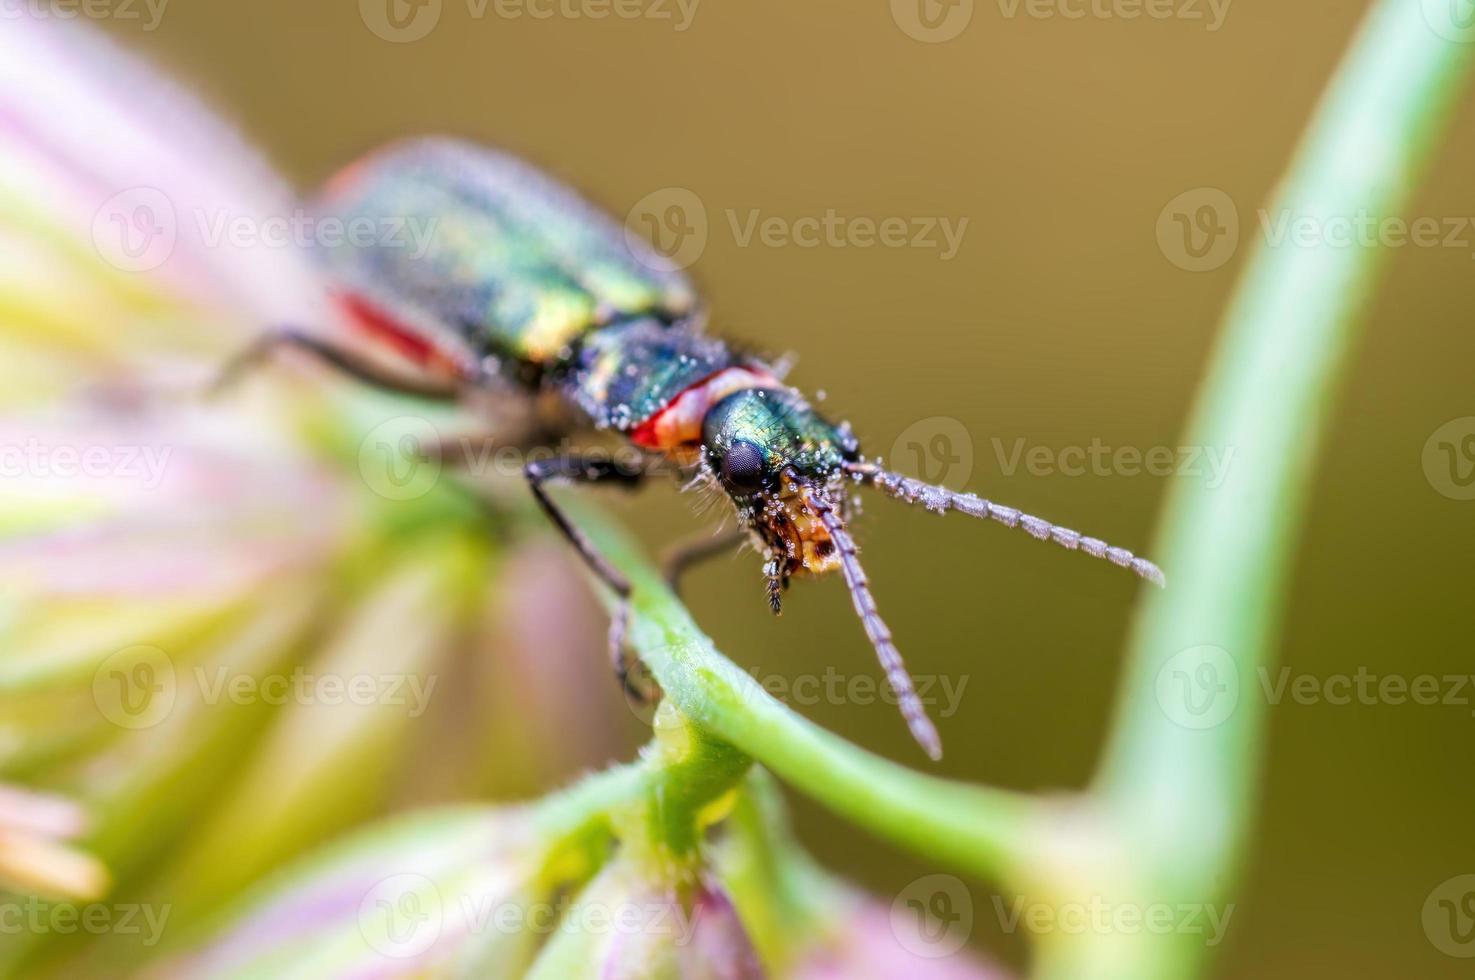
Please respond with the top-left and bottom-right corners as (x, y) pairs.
(222, 138), (1164, 759)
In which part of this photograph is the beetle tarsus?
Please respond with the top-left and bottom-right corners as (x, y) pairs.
(209, 327), (465, 401)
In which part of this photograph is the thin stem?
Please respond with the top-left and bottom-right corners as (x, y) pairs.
(1054, 3), (1471, 977)
(565, 501), (1044, 884)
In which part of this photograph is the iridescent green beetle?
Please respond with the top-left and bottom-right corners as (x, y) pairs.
(226, 138), (1164, 759)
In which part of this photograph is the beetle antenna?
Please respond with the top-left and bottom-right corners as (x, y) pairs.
(845, 463), (1166, 588)
(810, 494), (943, 760)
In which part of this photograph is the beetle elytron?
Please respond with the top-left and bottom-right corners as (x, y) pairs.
(224, 139), (1164, 759)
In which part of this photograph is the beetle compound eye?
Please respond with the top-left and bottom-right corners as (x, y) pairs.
(721, 440), (768, 493)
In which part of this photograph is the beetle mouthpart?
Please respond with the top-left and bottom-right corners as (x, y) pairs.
(760, 481), (843, 579)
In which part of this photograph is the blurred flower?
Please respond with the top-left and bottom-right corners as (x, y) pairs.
(0, 784), (107, 900)
(154, 805), (557, 979)
(0, 11), (622, 975)
(789, 896), (1012, 980)
(526, 858), (764, 980)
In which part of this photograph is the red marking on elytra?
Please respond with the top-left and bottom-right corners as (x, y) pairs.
(333, 292), (461, 376)
(629, 416), (667, 449)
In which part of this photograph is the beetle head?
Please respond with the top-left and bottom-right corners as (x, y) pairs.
(696, 384), (1166, 762)
(701, 387), (857, 581)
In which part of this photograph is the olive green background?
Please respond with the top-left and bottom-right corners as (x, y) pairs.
(99, 1), (1474, 975)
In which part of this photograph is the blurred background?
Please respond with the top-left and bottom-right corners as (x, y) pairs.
(4, 0), (1472, 975)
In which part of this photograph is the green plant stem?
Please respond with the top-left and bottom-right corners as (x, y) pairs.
(627, 703), (753, 868)
(567, 502), (1044, 884)
(1036, 4), (1472, 978)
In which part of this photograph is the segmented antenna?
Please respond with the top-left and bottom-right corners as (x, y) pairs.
(849, 464), (1166, 588)
(811, 496), (943, 760)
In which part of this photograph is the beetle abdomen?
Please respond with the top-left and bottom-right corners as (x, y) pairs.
(313, 139), (697, 372)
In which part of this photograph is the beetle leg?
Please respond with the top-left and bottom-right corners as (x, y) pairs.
(211, 327), (467, 401)
(524, 454), (654, 702)
(661, 526), (746, 598)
